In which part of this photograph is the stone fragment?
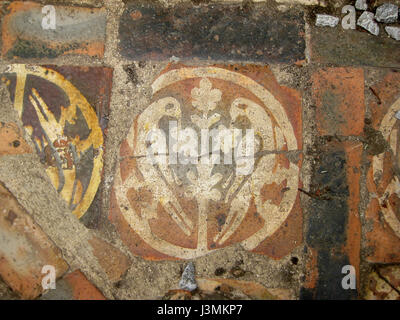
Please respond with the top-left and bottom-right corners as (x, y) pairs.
(179, 262), (197, 292)
(386, 26), (400, 41)
(375, 3), (399, 23)
(355, 0), (368, 10)
(357, 11), (380, 36)
(395, 110), (400, 119)
(315, 14), (339, 27)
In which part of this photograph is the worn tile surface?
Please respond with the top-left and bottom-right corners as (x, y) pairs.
(1, 65), (112, 220)
(312, 67), (365, 137)
(1, 1), (106, 59)
(310, 21), (400, 68)
(41, 270), (106, 300)
(110, 64), (302, 261)
(365, 70), (400, 263)
(301, 140), (362, 300)
(0, 122), (32, 156)
(119, 1), (305, 63)
(0, 182), (68, 299)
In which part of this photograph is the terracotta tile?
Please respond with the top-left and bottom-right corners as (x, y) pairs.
(312, 67), (365, 136)
(63, 270), (106, 300)
(110, 64), (302, 261)
(88, 236), (130, 282)
(1, 65), (112, 221)
(301, 140), (362, 299)
(119, 1), (305, 63)
(0, 122), (32, 156)
(0, 182), (68, 299)
(365, 71), (400, 263)
(1, 2), (106, 59)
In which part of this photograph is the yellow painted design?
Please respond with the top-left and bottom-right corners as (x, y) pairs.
(5, 64), (103, 219)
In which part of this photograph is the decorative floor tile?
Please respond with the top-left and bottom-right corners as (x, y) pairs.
(1, 65), (112, 219)
(365, 70), (400, 263)
(0, 122), (32, 157)
(110, 64), (302, 260)
(310, 20), (400, 68)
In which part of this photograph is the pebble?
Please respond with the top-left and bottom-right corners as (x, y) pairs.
(315, 14), (339, 27)
(179, 262), (197, 292)
(375, 3), (399, 23)
(355, 0), (368, 11)
(395, 111), (400, 120)
(357, 11), (380, 36)
(386, 26), (400, 41)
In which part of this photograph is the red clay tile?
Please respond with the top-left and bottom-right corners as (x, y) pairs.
(301, 140), (362, 299)
(0, 182), (68, 299)
(1, 65), (112, 221)
(365, 71), (400, 263)
(110, 64), (302, 261)
(63, 270), (106, 300)
(88, 236), (130, 282)
(0, 122), (32, 157)
(119, 2), (305, 64)
(1, 2), (106, 59)
(312, 67), (365, 136)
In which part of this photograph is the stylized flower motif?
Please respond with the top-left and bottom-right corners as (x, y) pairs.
(191, 78), (222, 114)
(185, 168), (222, 202)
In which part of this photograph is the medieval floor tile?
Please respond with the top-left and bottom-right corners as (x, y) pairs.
(365, 70), (400, 263)
(312, 67), (365, 137)
(1, 2), (106, 59)
(1, 65), (112, 222)
(41, 270), (106, 300)
(110, 64), (303, 261)
(301, 140), (362, 299)
(378, 265), (400, 292)
(119, 1), (305, 63)
(364, 271), (400, 300)
(0, 181), (68, 299)
(309, 16), (400, 68)
(88, 236), (131, 283)
(0, 122), (32, 156)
